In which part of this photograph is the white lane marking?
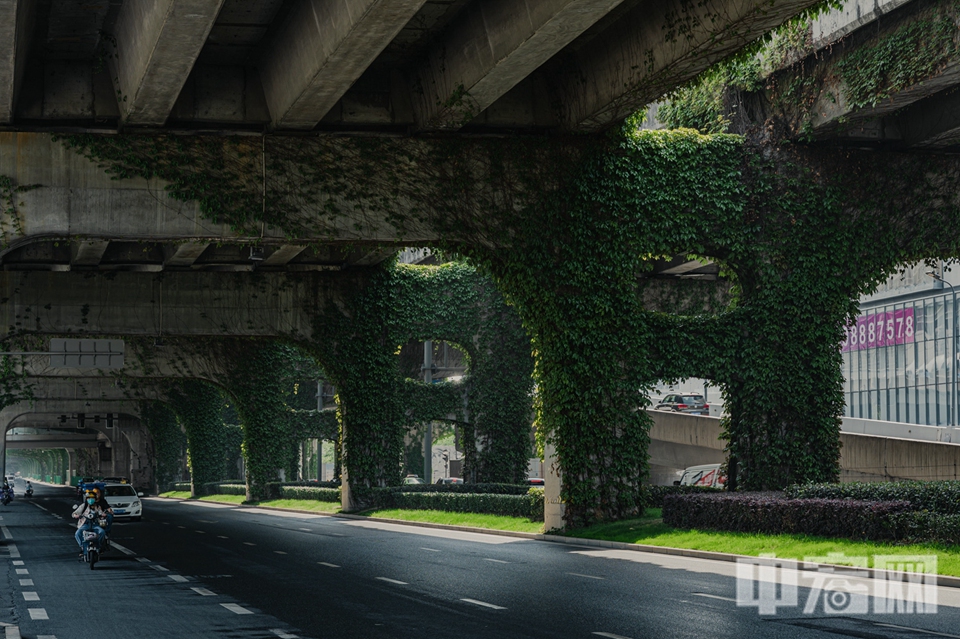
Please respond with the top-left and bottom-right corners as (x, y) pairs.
(243, 542), (256, 546)
(692, 593), (737, 603)
(136, 557), (151, 563)
(110, 542), (135, 556)
(15, 569), (27, 575)
(460, 598), (506, 610)
(27, 609), (47, 620)
(4, 626), (20, 639)
(6, 545), (18, 559)
(18, 579), (33, 586)
(329, 533), (346, 537)
(177, 525), (186, 529)
(195, 530), (206, 534)
(150, 565), (170, 572)
(37, 635), (57, 639)
(420, 548), (441, 552)
(12, 561), (22, 566)
(568, 572), (605, 580)
(221, 603), (254, 615)
(298, 528), (311, 532)
(217, 536), (228, 539)
(168, 575), (189, 583)
(593, 633), (633, 639)
(22, 592), (39, 601)
(318, 562), (339, 568)
(274, 551), (287, 555)
(191, 587), (216, 596)
(376, 577), (408, 585)
(174, 500), (235, 509)
(271, 630), (298, 639)
(31, 503), (48, 512)
(1, 526), (11, 540)
(483, 558), (509, 564)
(197, 519), (217, 524)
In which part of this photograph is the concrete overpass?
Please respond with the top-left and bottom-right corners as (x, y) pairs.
(648, 410), (960, 484)
(0, 0), (819, 135)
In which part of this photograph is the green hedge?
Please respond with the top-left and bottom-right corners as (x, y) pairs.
(644, 485), (723, 508)
(278, 485), (341, 502)
(396, 483), (531, 495)
(889, 511), (960, 545)
(368, 487), (543, 520)
(663, 493), (911, 540)
(785, 481), (960, 515)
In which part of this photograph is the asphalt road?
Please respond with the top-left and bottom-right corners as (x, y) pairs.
(2, 483), (960, 638)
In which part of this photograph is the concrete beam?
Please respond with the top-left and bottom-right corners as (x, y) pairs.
(7, 434), (101, 449)
(898, 85), (960, 148)
(71, 240), (111, 267)
(258, 0), (427, 130)
(554, 0), (817, 131)
(261, 245), (306, 267)
(110, 0), (226, 126)
(164, 242), (210, 267)
(414, 0), (625, 130)
(0, 0), (35, 124)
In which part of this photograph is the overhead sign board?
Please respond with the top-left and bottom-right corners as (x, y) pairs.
(49, 339), (124, 369)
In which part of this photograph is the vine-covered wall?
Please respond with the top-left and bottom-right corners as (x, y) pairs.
(139, 400), (185, 490)
(167, 379), (227, 494)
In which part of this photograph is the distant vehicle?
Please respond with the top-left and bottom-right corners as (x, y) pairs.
(654, 393), (709, 415)
(403, 475), (424, 485)
(526, 477), (545, 486)
(436, 477), (463, 484)
(101, 483), (144, 522)
(102, 476), (128, 484)
(675, 463), (725, 488)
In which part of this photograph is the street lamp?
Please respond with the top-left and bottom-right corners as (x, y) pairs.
(927, 271), (958, 432)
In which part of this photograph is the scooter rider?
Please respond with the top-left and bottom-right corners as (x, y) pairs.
(91, 487), (114, 547)
(72, 490), (112, 557)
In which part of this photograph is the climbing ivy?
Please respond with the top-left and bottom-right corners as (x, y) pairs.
(0, 176), (41, 247)
(139, 400), (185, 490)
(167, 380), (227, 494)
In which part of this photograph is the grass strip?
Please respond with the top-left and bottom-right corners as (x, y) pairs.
(566, 509), (960, 577)
(159, 492), (339, 512)
(361, 508), (543, 533)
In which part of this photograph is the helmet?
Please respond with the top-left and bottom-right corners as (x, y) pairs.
(84, 490), (97, 499)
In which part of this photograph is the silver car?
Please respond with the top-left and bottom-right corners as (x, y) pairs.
(654, 393), (708, 415)
(102, 483), (144, 521)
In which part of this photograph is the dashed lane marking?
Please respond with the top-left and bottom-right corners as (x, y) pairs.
(376, 577), (408, 586)
(482, 558), (508, 564)
(37, 635), (56, 639)
(217, 535), (228, 539)
(18, 580), (32, 586)
(22, 592), (38, 602)
(168, 575), (189, 583)
(197, 520), (217, 524)
(136, 557), (151, 563)
(150, 565), (169, 572)
(27, 609), (47, 620)
(460, 599), (506, 610)
(567, 573), (605, 580)
(274, 551), (287, 555)
(110, 542), (135, 556)
(297, 528), (311, 532)
(420, 548), (440, 552)
(15, 569), (27, 575)
(1, 526), (11, 540)
(195, 530), (206, 534)
(318, 562), (339, 568)
(592, 633), (633, 639)
(177, 526), (186, 529)
(221, 603), (253, 615)
(692, 593), (737, 603)
(31, 503), (48, 512)
(6, 545), (18, 559)
(243, 542), (256, 546)
(4, 626), (20, 639)
(271, 630), (298, 638)
(191, 587), (216, 596)
(11, 561), (22, 566)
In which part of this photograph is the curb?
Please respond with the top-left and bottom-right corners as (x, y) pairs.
(156, 496), (960, 588)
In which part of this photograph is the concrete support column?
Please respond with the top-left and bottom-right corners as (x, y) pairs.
(544, 442), (564, 532)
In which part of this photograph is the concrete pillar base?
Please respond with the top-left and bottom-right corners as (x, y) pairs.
(544, 442), (564, 532)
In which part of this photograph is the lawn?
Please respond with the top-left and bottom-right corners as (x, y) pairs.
(159, 492), (339, 512)
(566, 509), (960, 577)
(361, 509), (543, 533)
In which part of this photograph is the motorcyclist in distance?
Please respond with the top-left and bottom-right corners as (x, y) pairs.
(91, 487), (114, 548)
(72, 490), (111, 558)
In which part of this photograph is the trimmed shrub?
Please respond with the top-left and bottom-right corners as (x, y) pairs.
(398, 483), (531, 495)
(663, 492), (912, 540)
(888, 511), (960, 545)
(278, 485), (341, 502)
(644, 484), (723, 508)
(367, 487), (543, 520)
(280, 480), (341, 489)
(785, 481), (960, 515)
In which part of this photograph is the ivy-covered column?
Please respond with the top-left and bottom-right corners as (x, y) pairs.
(224, 343), (300, 501)
(139, 401), (186, 492)
(167, 380), (227, 496)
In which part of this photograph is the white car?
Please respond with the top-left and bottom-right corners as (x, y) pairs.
(102, 483), (144, 521)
